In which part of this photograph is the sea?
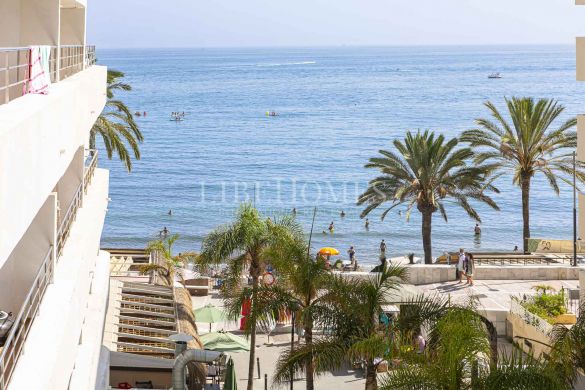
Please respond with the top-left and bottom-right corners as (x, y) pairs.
(96, 45), (585, 265)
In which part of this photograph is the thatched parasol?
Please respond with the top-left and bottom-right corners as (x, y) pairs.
(175, 286), (207, 389)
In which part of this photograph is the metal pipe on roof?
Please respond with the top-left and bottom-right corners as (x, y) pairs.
(172, 349), (224, 390)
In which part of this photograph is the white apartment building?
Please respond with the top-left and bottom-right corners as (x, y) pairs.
(578, 1), (585, 239)
(0, 0), (110, 389)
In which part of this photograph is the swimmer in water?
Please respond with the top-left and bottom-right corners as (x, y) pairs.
(365, 218), (370, 230)
(328, 222), (335, 234)
(474, 223), (481, 235)
(340, 210), (346, 218)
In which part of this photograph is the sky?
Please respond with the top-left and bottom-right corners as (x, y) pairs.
(88, 0), (585, 48)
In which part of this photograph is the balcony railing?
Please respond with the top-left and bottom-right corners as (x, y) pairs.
(0, 246), (54, 389)
(0, 150), (99, 388)
(57, 150), (98, 257)
(0, 45), (96, 105)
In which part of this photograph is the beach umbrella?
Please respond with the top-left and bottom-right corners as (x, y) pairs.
(201, 331), (250, 352)
(194, 304), (230, 332)
(223, 357), (237, 390)
(318, 247), (340, 256)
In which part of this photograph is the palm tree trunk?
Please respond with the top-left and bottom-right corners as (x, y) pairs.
(521, 174), (531, 253)
(421, 208), (433, 264)
(89, 132), (95, 150)
(247, 275), (259, 390)
(364, 360), (378, 390)
(304, 320), (314, 390)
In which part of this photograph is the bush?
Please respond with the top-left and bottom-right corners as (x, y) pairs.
(520, 289), (567, 324)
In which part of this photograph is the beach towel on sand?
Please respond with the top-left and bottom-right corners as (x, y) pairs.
(27, 46), (51, 94)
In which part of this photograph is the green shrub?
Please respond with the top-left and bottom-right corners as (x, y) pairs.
(520, 289), (567, 324)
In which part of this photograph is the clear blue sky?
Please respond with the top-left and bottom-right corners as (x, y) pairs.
(88, 0), (585, 48)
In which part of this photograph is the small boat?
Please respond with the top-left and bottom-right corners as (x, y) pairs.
(266, 111), (279, 117)
(488, 73), (502, 79)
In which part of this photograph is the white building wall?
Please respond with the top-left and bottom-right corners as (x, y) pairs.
(0, 65), (106, 268)
(8, 169), (110, 390)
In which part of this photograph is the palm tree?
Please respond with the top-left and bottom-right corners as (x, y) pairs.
(358, 130), (499, 264)
(381, 306), (567, 390)
(237, 237), (340, 390)
(461, 97), (585, 253)
(273, 265), (408, 390)
(545, 301), (585, 387)
(139, 234), (196, 286)
(198, 204), (303, 390)
(90, 69), (143, 172)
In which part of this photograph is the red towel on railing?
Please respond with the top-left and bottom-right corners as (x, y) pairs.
(27, 46), (51, 95)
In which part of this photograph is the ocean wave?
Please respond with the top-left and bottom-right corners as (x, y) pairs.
(256, 61), (316, 67)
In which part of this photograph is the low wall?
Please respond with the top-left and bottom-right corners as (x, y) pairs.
(403, 264), (580, 285)
(506, 312), (552, 358)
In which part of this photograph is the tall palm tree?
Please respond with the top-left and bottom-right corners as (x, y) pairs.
(198, 204), (303, 390)
(273, 265), (408, 390)
(90, 69), (143, 172)
(358, 130), (499, 264)
(139, 234), (196, 286)
(461, 97), (585, 253)
(229, 238), (332, 390)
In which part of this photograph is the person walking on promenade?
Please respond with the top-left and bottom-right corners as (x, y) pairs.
(465, 253), (475, 286)
(457, 248), (465, 283)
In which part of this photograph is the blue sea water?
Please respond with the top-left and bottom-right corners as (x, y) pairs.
(96, 45), (585, 264)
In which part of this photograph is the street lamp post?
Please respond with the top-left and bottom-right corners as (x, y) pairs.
(573, 151), (577, 267)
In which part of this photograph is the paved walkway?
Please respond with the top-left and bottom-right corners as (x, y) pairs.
(415, 279), (579, 311)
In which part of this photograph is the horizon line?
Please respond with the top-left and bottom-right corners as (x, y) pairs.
(93, 42), (576, 50)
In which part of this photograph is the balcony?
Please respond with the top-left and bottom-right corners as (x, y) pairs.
(0, 44), (96, 106)
(0, 151), (100, 389)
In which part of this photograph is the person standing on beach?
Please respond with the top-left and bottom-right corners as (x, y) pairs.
(380, 240), (386, 258)
(328, 221), (335, 234)
(348, 246), (356, 266)
(457, 248), (465, 283)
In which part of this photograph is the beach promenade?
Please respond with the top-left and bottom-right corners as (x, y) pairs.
(189, 276), (572, 389)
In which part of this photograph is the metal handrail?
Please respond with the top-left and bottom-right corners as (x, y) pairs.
(0, 246), (54, 389)
(0, 45), (96, 105)
(84, 150), (98, 194)
(56, 150), (98, 257)
(56, 180), (83, 258)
